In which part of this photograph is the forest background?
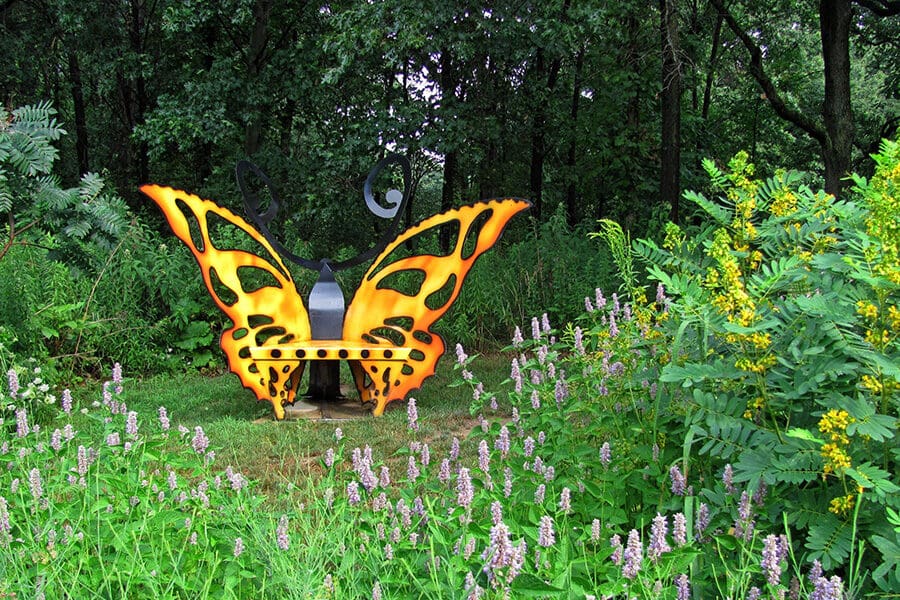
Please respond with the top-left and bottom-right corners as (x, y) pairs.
(2, 1), (900, 597)
(2, 0), (898, 374)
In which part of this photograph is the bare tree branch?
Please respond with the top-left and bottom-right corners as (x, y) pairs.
(854, 0), (900, 16)
(709, 0), (828, 145)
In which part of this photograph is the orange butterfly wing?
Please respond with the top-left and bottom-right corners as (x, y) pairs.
(343, 198), (530, 415)
(140, 185), (311, 419)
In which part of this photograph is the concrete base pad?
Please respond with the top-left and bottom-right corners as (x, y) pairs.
(280, 395), (373, 421)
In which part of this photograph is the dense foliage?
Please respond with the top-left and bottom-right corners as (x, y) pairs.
(2, 144), (898, 597)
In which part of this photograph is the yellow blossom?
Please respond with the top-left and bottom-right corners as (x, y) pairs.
(828, 494), (855, 516)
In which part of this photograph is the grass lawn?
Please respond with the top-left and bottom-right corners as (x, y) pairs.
(70, 353), (510, 509)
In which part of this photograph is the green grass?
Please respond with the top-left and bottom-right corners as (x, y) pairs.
(67, 354), (509, 507)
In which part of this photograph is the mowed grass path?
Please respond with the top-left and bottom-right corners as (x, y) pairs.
(70, 354), (509, 510)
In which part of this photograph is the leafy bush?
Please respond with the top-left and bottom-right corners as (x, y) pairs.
(632, 144), (900, 591)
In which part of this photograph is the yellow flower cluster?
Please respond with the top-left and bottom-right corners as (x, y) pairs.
(770, 187), (798, 218)
(818, 409), (855, 476)
(863, 143), (900, 286)
(743, 395), (766, 420)
(828, 493), (855, 517)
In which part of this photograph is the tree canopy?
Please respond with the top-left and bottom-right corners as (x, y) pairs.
(2, 0), (897, 248)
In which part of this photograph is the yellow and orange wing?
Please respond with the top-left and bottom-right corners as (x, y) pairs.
(140, 185), (311, 419)
(343, 198), (530, 415)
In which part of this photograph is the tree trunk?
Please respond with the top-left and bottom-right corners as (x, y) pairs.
(128, 0), (149, 184)
(67, 50), (90, 175)
(528, 48), (562, 224)
(701, 13), (723, 122)
(820, 0), (854, 195)
(660, 0), (682, 223)
(244, 0), (272, 156)
(565, 45), (585, 226)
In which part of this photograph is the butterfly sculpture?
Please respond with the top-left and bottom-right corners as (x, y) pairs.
(141, 155), (529, 418)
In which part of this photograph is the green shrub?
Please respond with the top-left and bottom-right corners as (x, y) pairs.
(633, 144), (900, 591)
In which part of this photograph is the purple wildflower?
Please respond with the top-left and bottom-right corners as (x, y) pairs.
(648, 513), (671, 562)
(574, 326), (584, 354)
(534, 484), (546, 504)
(585, 296), (595, 312)
(622, 529), (642, 579)
(15, 409), (28, 438)
(531, 316), (541, 340)
(372, 581), (382, 600)
(723, 464), (735, 494)
(512, 326), (523, 346)
(456, 468), (474, 509)
(495, 425), (510, 457)
(503, 467), (512, 498)
(324, 448), (335, 468)
(675, 573), (690, 600)
(695, 502), (710, 539)
(669, 464), (686, 496)
(673, 512), (687, 547)
(511, 358), (523, 394)
(762, 534), (782, 586)
(63, 424), (75, 441)
(379, 465), (391, 488)
(608, 311), (619, 337)
(167, 470), (178, 490)
(478, 440), (490, 473)
(600, 442), (611, 467)
(538, 431), (546, 445)
(50, 429), (62, 451)
(482, 520), (527, 587)
(530, 389), (540, 409)
(125, 411), (138, 437)
(7, 369), (19, 397)
(29, 468), (43, 500)
(747, 587), (761, 600)
(406, 397), (419, 432)
(234, 537), (244, 557)
(0, 497), (10, 545)
(735, 491), (755, 542)
(491, 501), (503, 525)
(809, 567), (844, 600)
(276, 515), (290, 550)
(438, 458), (451, 484)
(158, 406), (170, 431)
(559, 487), (571, 513)
(191, 426), (209, 454)
(538, 515), (555, 547)
(544, 465), (555, 481)
(347, 481), (361, 505)
(407, 455), (420, 481)
(591, 519), (601, 543)
(334, 427), (343, 442)
(753, 481), (768, 506)
(595, 288), (607, 310)
(455, 343), (468, 365)
(106, 432), (121, 446)
(554, 377), (568, 406)
(541, 312), (551, 334)
(610, 534), (623, 564)
(112, 362), (123, 394)
(450, 437), (460, 461)
(524, 436), (535, 457)
(61, 389), (73, 414)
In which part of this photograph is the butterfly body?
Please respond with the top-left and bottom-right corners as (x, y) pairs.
(141, 180), (529, 419)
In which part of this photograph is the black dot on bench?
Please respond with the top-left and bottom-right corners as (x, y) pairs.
(383, 349), (393, 359)
(317, 349), (327, 358)
(339, 349), (349, 359)
(271, 349), (282, 358)
(296, 349), (306, 358)
(361, 349), (370, 358)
